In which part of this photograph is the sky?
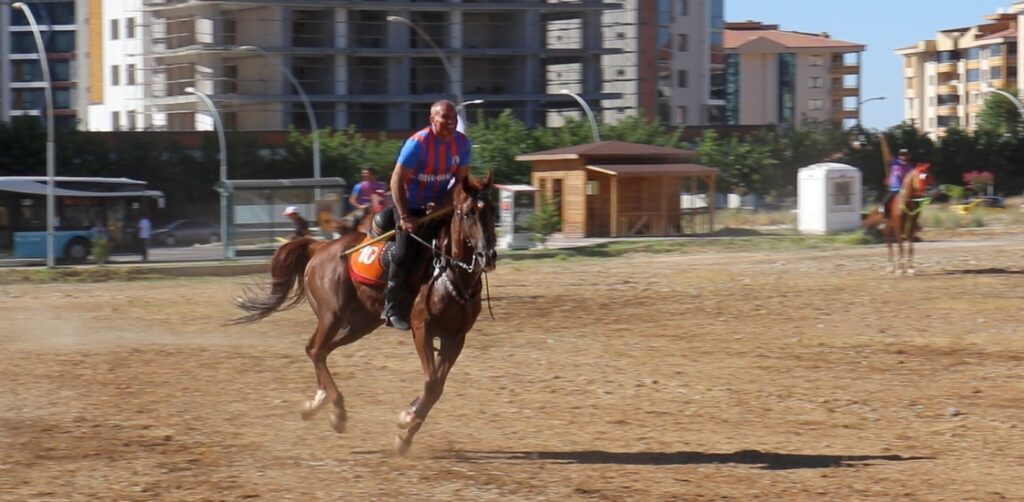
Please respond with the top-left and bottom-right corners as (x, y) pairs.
(725, 0), (1014, 129)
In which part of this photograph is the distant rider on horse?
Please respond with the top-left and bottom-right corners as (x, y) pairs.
(380, 100), (472, 331)
(881, 148), (912, 217)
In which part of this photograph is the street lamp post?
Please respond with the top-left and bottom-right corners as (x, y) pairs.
(457, 99), (485, 131)
(12, 2), (56, 267)
(559, 89), (600, 143)
(982, 85), (1024, 122)
(185, 87), (231, 259)
(239, 45), (320, 180)
(386, 16), (469, 130)
(856, 95), (886, 130)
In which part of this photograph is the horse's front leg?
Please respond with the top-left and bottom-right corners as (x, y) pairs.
(885, 230), (896, 274)
(906, 232), (916, 276)
(395, 331), (466, 455)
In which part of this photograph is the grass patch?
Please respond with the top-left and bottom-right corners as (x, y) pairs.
(502, 230), (875, 262)
(0, 266), (165, 285)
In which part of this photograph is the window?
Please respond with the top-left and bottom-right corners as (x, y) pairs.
(127, 110), (137, 131)
(990, 67), (1002, 80)
(677, 105), (687, 124)
(111, 111), (120, 131)
(969, 91), (980, 104)
(968, 114), (977, 128)
(808, 99), (824, 111)
(989, 44), (1002, 57)
(677, 69), (688, 87)
(223, 65), (238, 93)
(111, 65), (119, 86)
(126, 64), (135, 85)
(808, 77), (824, 88)
(810, 55), (824, 66)
(832, 181), (852, 207)
(967, 69), (980, 82)
(677, 33), (688, 52)
(51, 60), (71, 81)
(110, 19), (119, 40)
(967, 47), (981, 60)
(126, 17), (136, 38)
(679, 0), (688, 15)
(54, 88), (72, 109)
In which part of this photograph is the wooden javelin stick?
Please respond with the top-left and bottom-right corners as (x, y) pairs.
(879, 133), (893, 185)
(340, 206), (454, 257)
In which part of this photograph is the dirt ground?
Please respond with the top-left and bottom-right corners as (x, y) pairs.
(1, 230), (1023, 501)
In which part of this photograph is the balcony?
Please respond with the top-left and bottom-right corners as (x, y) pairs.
(936, 61), (958, 74)
(937, 80), (959, 94)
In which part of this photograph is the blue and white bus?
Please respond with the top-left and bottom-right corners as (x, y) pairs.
(0, 177), (164, 263)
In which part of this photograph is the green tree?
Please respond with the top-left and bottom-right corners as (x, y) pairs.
(977, 88), (1022, 137)
(468, 109), (540, 183)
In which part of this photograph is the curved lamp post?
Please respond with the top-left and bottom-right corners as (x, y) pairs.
(184, 87), (231, 259)
(13, 2), (56, 267)
(239, 45), (320, 179)
(457, 99), (485, 131)
(387, 16), (468, 131)
(982, 84), (1024, 122)
(856, 95), (886, 130)
(560, 89), (600, 143)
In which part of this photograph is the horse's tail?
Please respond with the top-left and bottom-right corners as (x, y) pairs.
(232, 237), (323, 324)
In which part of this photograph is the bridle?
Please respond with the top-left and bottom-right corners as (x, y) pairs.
(409, 190), (496, 316)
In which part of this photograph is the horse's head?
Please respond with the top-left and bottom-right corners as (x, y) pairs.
(907, 163), (934, 196)
(450, 172), (497, 272)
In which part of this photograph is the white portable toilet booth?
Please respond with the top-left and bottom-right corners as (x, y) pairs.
(797, 163), (862, 234)
(495, 184), (538, 250)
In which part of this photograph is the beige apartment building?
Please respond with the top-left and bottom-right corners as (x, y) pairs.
(723, 21), (865, 128)
(898, 3), (1024, 137)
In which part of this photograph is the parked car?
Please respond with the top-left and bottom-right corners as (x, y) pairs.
(950, 196), (1006, 214)
(152, 219), (220, 246)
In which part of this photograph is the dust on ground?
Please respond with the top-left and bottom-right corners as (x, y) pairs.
(1, 231), (1023, 501)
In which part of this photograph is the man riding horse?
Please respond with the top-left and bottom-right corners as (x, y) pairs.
(881, 148), (913, 217)
(380, 99), (472, 330)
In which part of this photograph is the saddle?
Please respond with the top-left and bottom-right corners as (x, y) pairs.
(348, 235), (395, 287)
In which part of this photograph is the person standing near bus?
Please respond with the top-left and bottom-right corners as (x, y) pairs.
(138, 215), (152, 261)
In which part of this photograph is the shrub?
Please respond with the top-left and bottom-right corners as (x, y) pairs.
(90, 237), (112, 265)
(527, 195), (561, 248)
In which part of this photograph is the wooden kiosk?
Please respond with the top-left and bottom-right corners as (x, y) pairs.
(515, 141), (718, 238)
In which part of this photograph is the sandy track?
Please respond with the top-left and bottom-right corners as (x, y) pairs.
(1, 234), (1022, 501)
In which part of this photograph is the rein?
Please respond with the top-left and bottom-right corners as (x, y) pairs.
(407, 213), (496, 319)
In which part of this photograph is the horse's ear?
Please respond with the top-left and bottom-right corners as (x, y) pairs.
(917, 163), (931, 172)
(483, 171), (494, 189)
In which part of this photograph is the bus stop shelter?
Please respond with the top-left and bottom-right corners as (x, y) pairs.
(215, 177), (346, 257)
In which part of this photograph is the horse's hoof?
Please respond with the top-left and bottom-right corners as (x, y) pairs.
(330, 412), (347, 434)
(301, 390), (327, 420)
(394, 434), (412, 456)
(397, 409), (419, 430)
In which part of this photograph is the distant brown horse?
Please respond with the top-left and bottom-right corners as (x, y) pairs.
(234, 174), (497, 454)
(864, 163), (934, 275)
(334, 191), (388, 236)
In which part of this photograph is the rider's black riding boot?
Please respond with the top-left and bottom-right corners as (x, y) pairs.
(383, 263), (411, 331)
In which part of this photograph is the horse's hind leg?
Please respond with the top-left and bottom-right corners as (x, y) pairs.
(303, 314), (349, 433)
(395, 332), (466, 455)
(906, 238), (916, 276)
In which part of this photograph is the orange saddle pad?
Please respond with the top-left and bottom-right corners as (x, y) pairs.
(348, 236), (389, 287)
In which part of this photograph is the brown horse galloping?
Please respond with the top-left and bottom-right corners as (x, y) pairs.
(234, 174), (497, 454)
(864, 163), (934, 275)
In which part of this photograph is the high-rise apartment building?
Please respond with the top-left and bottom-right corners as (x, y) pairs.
(2, 0), (80, 130)
(74, 0), (620, 133)
(897, 2), (1024, 137)
(723, 21), (865, 128)
(601, 0), (724, 126)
